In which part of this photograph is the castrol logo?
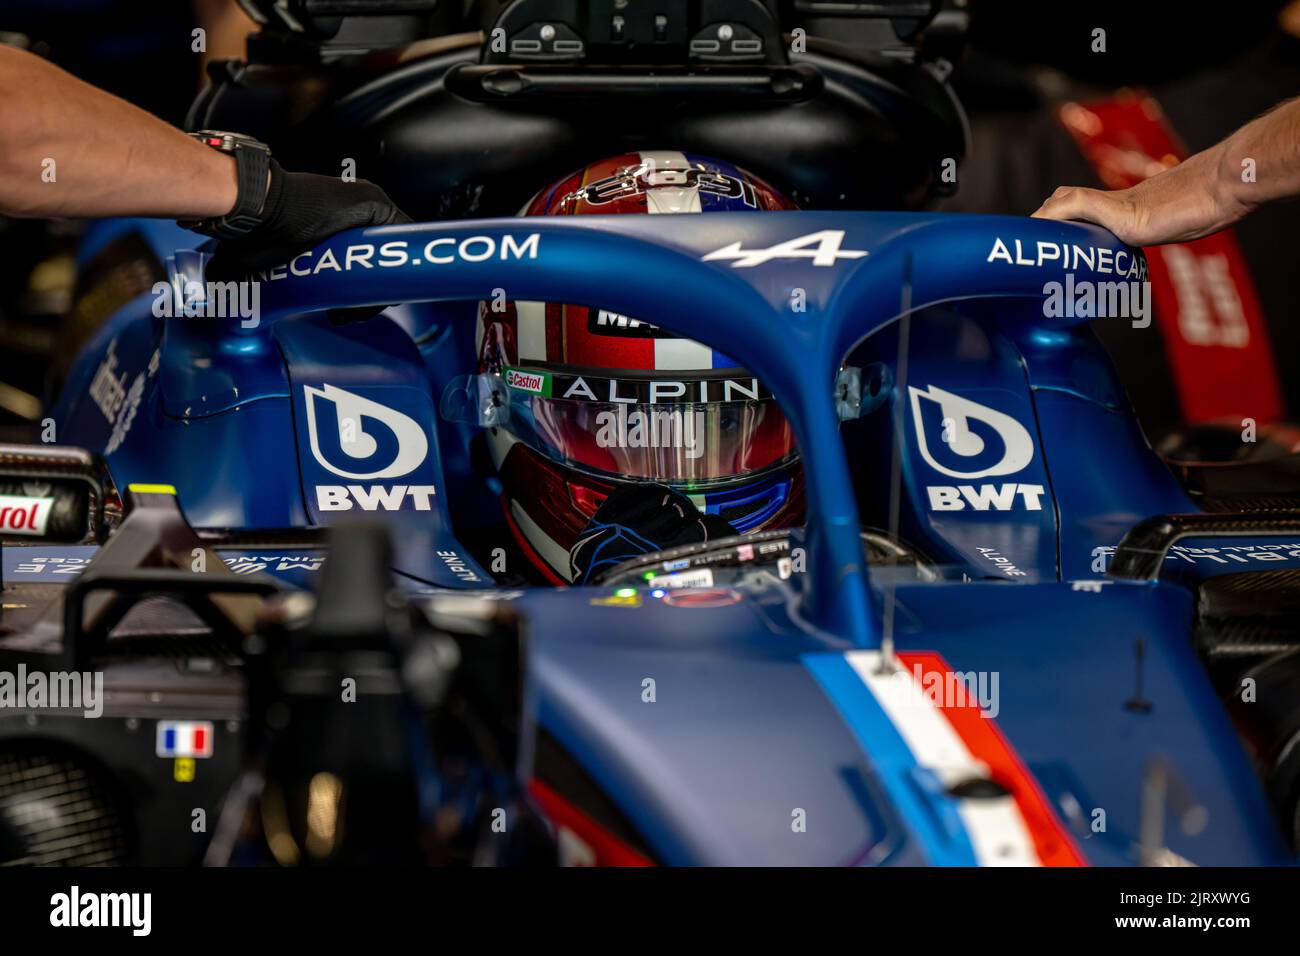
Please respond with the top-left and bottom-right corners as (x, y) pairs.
(0, 495), (53, 536)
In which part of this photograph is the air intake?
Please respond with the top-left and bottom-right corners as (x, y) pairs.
(0, 748), (126, 865)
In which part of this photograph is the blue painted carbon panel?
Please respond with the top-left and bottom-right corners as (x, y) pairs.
(36, 210), (1295, 865)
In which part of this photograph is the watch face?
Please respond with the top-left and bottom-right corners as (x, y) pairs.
(183, 130), (272, 239)
(192, 132), (234, 151)
(190, 131), (269, 154)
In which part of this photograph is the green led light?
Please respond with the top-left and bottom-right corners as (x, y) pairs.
(615, 587), (638, 598)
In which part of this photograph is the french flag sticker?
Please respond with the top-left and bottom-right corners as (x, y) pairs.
(156, 721), (214, 759)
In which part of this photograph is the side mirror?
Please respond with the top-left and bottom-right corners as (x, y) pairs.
(834, 362), (893, 421)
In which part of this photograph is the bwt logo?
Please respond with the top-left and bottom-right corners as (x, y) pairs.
(909, 384), (1044, 512)
(304, 384), (435, 511)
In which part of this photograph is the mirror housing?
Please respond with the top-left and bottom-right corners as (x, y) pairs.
(0, 444), (108, 544)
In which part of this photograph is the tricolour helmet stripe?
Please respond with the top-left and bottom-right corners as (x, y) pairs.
(654, 336), (713, 370)
(712, 349), (738, 370)
(690, 151), (745, 213)
(516, 300), (550, 362)
(638, 150), (701, 214)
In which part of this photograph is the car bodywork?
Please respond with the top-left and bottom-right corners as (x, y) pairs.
(2, 210), (1295, 865)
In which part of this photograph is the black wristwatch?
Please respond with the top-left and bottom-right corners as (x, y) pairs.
(182, 130), (273, 239)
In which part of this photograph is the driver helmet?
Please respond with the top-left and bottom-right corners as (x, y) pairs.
(477, 152), (804, 582)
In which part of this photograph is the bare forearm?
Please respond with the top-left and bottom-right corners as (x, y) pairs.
(0, 46), (237, 219)
(1218, 95), (1300, 214)
(1034, 95), (1300, 246)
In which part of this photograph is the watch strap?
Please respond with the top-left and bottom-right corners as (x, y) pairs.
(182, 132), (272, 239)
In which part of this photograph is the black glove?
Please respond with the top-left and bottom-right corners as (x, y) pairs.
(569, 484), (737, 585)
(205, 160), (410, 282)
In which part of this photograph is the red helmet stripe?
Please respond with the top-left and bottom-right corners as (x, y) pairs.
(571, 152), (648, 215)
(527, 168), (583, 215)
(562, 304), (655, 369)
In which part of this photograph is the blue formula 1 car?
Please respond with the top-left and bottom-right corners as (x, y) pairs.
(2, 1), (1300, 868)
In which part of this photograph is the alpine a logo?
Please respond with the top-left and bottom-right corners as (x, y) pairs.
(702, 230), (868, 268)
(304, 384), (435, 512)
(909, 385), (1044, 512)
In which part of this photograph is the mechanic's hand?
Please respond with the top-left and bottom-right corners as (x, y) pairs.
(206, 160), (410, 281)
(569, 484), (737, 585)
(1031, 146), (1250, 246)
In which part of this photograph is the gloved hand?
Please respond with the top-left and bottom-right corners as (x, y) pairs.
(206, 160), (410, 281)
(569, 484), (737, 585)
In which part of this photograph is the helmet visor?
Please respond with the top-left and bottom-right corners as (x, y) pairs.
(499, 366), (798, 485)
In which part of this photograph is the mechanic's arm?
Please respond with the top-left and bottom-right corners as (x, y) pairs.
(0, 46), (239, 219)
(1032, 95), (1300, 246)
(0, 45), (408, 280)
